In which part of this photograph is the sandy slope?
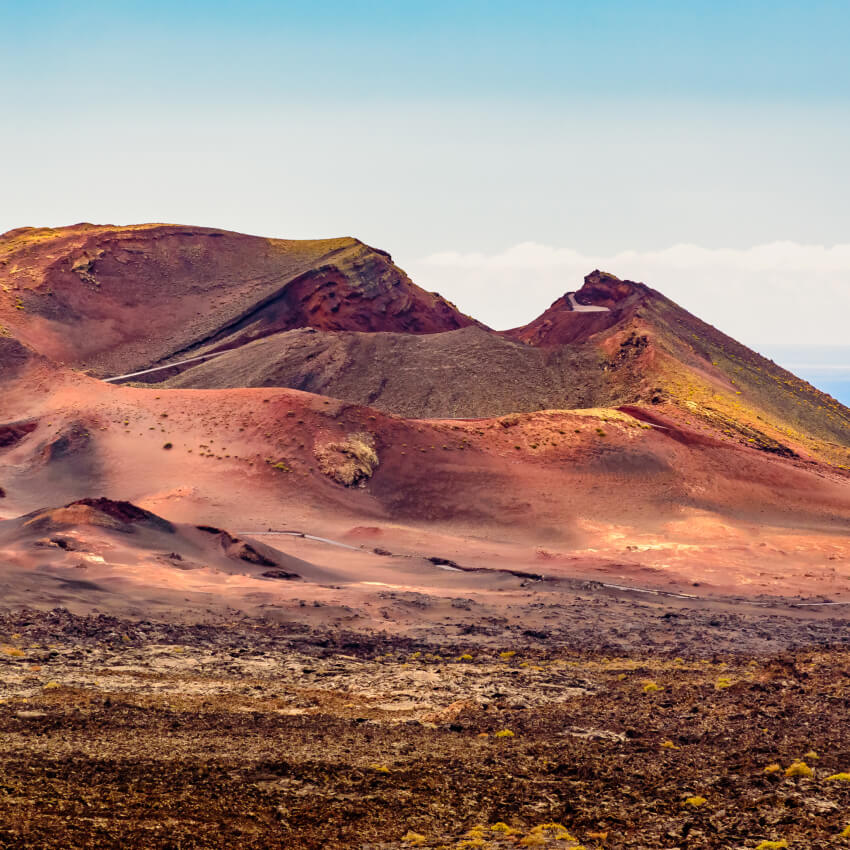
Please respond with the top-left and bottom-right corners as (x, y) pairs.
(3, 358), (850, 624)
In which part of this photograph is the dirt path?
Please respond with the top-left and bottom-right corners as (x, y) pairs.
(567, 291), (611, 312)
(102, 351), (227, 382)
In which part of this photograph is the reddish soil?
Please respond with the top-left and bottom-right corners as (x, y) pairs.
(3, 365), (850, 622)
(2, 226), (850, 620)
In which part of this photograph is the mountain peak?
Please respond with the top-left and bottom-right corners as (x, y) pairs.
(576, 270), (646, 308)
(504, 269), (639, 346)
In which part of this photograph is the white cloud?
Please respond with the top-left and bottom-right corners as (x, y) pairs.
(406, 241), (850, 347)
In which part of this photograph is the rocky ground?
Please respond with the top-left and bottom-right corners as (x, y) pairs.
(2, 607), (850, 848)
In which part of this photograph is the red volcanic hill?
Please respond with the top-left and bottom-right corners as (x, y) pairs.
(1, 224), (849, 464)
(0, 496), (306, 580)
(2, 222), (850, 618)
(0, 496), (349, 616)
(0, 223), (477, 376)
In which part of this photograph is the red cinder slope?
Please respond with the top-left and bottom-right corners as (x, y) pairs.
(4, 369), (850, 605)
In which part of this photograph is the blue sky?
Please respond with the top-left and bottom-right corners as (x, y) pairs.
(6, 1), (850, 103)
(3, 1), (850, 398)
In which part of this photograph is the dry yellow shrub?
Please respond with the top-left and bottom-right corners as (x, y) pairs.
(314, 432), (378, 486)
(784, 761), (813, 778)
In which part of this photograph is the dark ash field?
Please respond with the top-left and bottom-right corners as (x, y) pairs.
(3, 605), (850, 850)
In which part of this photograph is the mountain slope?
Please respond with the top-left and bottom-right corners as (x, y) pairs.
(4, 224), (850, 614)
(4, 370), (850, 606)
(142, 263), (850, 465)
(156, 325), (614, 417)
(564, 272), (850, 462)
(0, 223), (477, 376)
(3, 222), (849, 467)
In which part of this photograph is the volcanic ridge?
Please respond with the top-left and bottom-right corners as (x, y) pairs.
(2, 222), (850, 626)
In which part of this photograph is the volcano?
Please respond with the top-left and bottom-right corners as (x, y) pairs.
(2, 223), (850, 623)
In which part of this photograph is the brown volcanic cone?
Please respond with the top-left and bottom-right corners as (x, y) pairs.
(154, 271), (644, 415)
(2, 220), (848, 464)
(0, 223), (477, 376)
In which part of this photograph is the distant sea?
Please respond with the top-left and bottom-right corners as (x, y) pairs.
(758, 345), (850, 408)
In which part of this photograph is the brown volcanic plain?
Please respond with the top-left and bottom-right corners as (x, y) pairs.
(3, 224), (850, 848)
